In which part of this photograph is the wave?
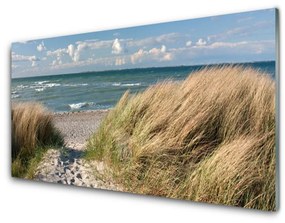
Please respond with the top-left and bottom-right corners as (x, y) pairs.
(68, 102), (94, 110)
(12, 94), (20, 99)
(44, 83), (61, 88)
(112, 82), (121, 86)
(12, 91), (18, 94)
(35, 88), (45, 92)
(16, 85), (28, 89)
(35, 81), (49, 85)
(63, 83), (88, 87)
(122, 83), (141, 87)
(30, 82), (61, 91)
(112, 82), (141, 87)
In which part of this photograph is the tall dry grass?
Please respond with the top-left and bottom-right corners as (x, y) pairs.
(86, 66), (276, 211)
(12, 102), (63, 177)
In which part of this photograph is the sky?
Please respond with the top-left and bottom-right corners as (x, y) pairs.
(11, 8), (276, 78)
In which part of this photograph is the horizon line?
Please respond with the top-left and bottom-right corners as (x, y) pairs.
(12, 60), (275, 80)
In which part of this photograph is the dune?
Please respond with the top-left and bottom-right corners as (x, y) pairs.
(12, 102), (63, 177)
(86, 66), (276, 211)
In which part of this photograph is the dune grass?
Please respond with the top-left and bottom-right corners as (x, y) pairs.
(12, 102), (63, 178)
(86, 66), (276, 211)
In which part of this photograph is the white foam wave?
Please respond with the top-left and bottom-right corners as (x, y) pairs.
(63, 83), (88, 87)
(12, 91), (18, 94)
(35, 81), (49, 85)
(112, 82), (141, 87)
(12, 94), (20, 99)
(68, 102), (94, 110)
(29, 82), (61, 89)
(16, 85), (28, 89)
(35, 88), (45, 92)
(45, 83), (61, 88)
(121, 83), (141, 87)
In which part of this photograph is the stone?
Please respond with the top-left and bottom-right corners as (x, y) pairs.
(76, 173), (82, 179)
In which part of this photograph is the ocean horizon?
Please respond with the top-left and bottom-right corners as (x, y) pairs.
(11, 61), (276, 112)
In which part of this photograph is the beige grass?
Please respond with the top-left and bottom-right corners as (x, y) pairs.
(86, 66), (276, 211)
(12, 102), (63, 177)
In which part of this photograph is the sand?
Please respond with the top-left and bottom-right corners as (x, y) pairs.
(34, 110), (122, 191)
(53, 110), (109, 149)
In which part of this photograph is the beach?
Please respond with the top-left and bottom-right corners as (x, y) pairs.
(11, 65), (276, 210)
(53, 110), (109, 149)
(34, 109), (121, 190)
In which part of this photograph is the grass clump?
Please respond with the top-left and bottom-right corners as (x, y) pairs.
(12, 102), (63, 178)
(86, 66), (276, 211)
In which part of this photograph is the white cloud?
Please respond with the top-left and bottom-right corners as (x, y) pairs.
(50, 40), (114, 63)
(149, 47), (160, 56)
(47, 44), (80, 63)
(168, 40), (274, 64)
(196, 38), (207, 46)
(36, 41), (46, 52)
(31, 61), (37, 67)
(47, 48), (67, 57)
(161, 45), (166, 53)
(208, 41), (248, 49)
(112, 38), (123, 54)
(76, 39), (113, 49)
(190, 41), (254, 50)
(67, 44), (75, 58)
(115, 57), (126, 66)
(131, 45), (173, 64)
(77, 42), (88, 51)
(131, 49), (146, 64)
(149, 45), (173, 61)
(12, 52), (39, 62)
(49, 56), (119, 70)
(163, 53), (173, 61)
(11, 52), (40, 68)
(73, 51), (80, 62)
(186, 40), (192, 47)
(72, 42), (88, 62)
(46, 38), (126, 66)
(52, 59), (62, 66)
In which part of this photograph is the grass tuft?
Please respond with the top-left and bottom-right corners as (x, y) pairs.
(86, 66), (276, 211)
(12, 102), (63, 178)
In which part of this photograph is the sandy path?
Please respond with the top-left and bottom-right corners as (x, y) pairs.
(34, 110), (121, 191)
(53, 110), (109, 149)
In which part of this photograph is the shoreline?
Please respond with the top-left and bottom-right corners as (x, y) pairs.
(53, 108), (111, 115)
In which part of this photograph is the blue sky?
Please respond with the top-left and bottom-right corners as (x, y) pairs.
(11, 8), (276, 78)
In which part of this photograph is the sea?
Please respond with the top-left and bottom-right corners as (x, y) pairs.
(11, 61), (276, 113)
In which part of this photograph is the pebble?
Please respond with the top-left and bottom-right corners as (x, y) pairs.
(76, 173), (82, 179)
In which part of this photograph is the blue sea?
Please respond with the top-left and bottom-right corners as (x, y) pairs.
(11, 61), (276, 112)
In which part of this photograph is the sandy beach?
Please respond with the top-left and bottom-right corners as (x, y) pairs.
(34, 109), (121, 190)
(53, 110), (109, 149)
